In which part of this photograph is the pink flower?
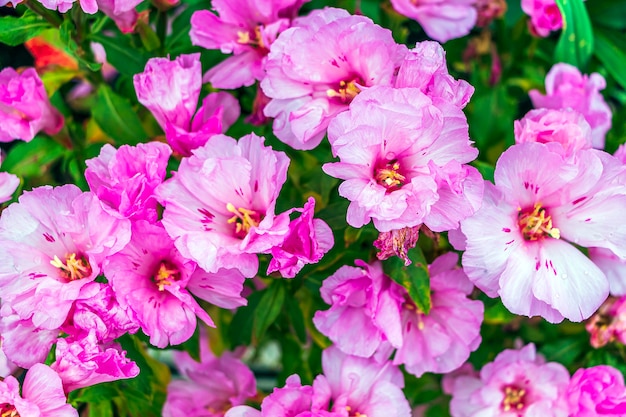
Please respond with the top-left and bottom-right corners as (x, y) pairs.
(89, 0), (142, 33)
(389, 0), (477, 43)
(566, 365), (626, 416)
(134, 54), (240, 156)
(514, 108), (593, 158)
(589, 248), (626, 296)
(521, 0), (562, 37)
(104, 221), (228, 348)
(0, 172), (19, 204)
(461, 142), (626, 322)
(0, 185), (131, 331)
(0, 345), (16, 379)
(261, 7), (408, 150)
(448, 344), (570, 417)
(0, 363), (78, 417)
(614, 144), (626, 164)
(190, 0), (307, 89)
(164, 346), (256, 417)
(323, 86), (482, 232)
(585, 296), (626, 348)
(51, 331), (139, 392)
(374, 226), (421, 266)
(0, 313), (58, 368)
(85, 142), (172, 222)
(156, 133), (290, 278)
(267, 197), (334, 278)
(0, 67), (63, 142)
(529, 63), (612, 149)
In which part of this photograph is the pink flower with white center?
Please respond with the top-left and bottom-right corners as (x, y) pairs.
(390, 0), (477, 43)
(530, 63), (612, 149)
(394, 41), (474, 109)
(267, 197), (334, 278)
(448, 344), (570, 417)
(85, 142), (172, 222)
(190, 0), (307, 89)
(0, 185), (131, 331)
(261, 7), (408, 150)
(323, 86), (482, 232)
(51, 331), (139, 393)
(313, 260), (404, 358)
(134, 54), (240, 156)
(0, 67), (63, 142)
(393, 252), (483, 377)
(521, 0), (562, 37)
(105, 221), (245, 348)
(461, 142), (626, 322)
(585, 296), (626, 348)
(0, 363), (78, 417)
(156, 133), (290, 278)
(0, 172), (19, 204)
(164, 344), (256, 417)
(566, 365), (626, 416)
(514, 108), (593, 158)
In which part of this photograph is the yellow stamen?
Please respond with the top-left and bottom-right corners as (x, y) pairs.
(237, 26), (265, 49)
(518, 203), (560, 241)
(153, 261), (180, 291)
(227, 203), (261, 239)
(0, 404), (19, 417)
(375, 161), (406, 190)
(501, 385), (526, 412)
(326, 80), (361, 103)
(50, 253), (92, 281)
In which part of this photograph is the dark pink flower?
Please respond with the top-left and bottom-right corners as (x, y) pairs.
(585, 296), (626, 348)
(0, 67), (63, 142)
(374, 226), (421, 266)
(521, 0), (562, 37)
(566, 365), (626, 416)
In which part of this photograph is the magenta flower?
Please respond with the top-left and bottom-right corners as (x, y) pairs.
(521, 0), (562, 37)
(267, 197), (334, 278)
(0, 185), (130, 331)
(0, 67), (63, 142)
(447, 344), (570, 417)
(0, 363), (78, 417)
(461, 142), (626, 322)
(89, 0), (143, 33)
(85, 142), (172, 222)
(0, 172), (19, 204)
(190, 0), (307, 89)
(390, 0), (477, 43)
(164, 346), (256, 417)
(530, 63), (612, 149)
(156, 133), (290, 278)
(566, 366), (626, 416)
(514, 108), (593, 158)
(261, 7), (408, 150)
(323, 86), (483, 232)
(51, 331), (139, 393)
(585, 297), (626, 348)
(105, 221), (223, 348)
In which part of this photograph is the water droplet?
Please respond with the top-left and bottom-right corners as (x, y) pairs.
(561, 273), (568, 280)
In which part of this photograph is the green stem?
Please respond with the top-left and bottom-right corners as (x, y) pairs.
(24, 0), (63, 27)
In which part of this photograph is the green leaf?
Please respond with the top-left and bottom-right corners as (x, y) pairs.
(285, 296), (307, 344)
(472, 160), (495, 183)
(0, 10), (51, 46)
(59, 18), (102, 72)
(90, 33), (150, 76)
(594, 27), (626, 90)
(228, 290), (264, 346)
(555, 0), (594, 69)
(88, 401), (114, 417)
(587, 0), (626, 30)
(2, 136), (67, 178)
(41, 68), (81, 96)
(92, 85), (148, 144)
(253, 282), (286, 341)
(383, 246), (431, 314)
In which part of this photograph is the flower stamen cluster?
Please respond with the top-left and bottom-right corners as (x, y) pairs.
(50, 253), (92, 281)
(226, 203), (262, 239)
(0, 404), (19, 417)
(518, 203), (560, 241)
(326, 79), (361, 103)
(375, 160), (406, 191)
(501, 385), (526, 412)
(152, 261), (180, 291)
(237, 27), (266, 51)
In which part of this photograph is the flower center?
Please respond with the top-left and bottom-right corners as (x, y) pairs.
(152, 261), (180, 291)
(326, 79), (361, 103)
(226, 203), (262, 239)
(0, 404), (19, 417)
(50, 253), (92, 281)
(518, 203), (560, 241)
(345, 406), (367, 417)
(501, 385), (526, 412)
(237, 26), (266, 50)
(375, 160), (406, 191)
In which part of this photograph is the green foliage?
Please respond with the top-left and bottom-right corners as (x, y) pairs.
(555, 0), (594, 69)
(384, 247), (431, 314)
(0, 10), (51, 46)
(92, 84), (148, 144)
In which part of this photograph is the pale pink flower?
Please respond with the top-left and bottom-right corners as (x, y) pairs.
(0, 313), (58, 368)
(566, 365), (626, 416)
(164, 345), (256, 417)
(390, 0), (477, 43)
(267, 197), (334, 278)
(323, 86), (482, 232)
(0, 67), (63, 142)
(585, 296), (626, 348)
(85, 142), (172, 222)
(530, 63), (612, 149)
(190, 0), (307, 89)
(156, 133), (290, 278)
(0, 363), (78, 417)
(448, 344), (570, 417)
(514, 108), (593, 158)
(104, 221), (227, 348)
(589, 248), (626, 296)
(521, 0), (562, 37)
(0, 172), (19, 204)
(90, 0), (142, 33)
(614, 144), (626, 163)
(461, 142), (626, 322)
(261, 7), (408, 150)
(51, 331), (139, 393)
(0, 344), (16, 379)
